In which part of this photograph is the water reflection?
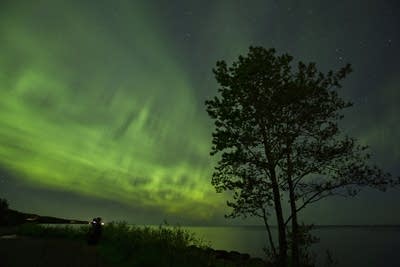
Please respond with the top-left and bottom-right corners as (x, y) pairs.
(184, 226), (400, 267)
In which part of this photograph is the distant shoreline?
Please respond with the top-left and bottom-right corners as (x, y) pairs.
(3, 207), (399, 228)
(240, 224), (400, 227)
(2, 209), (88, 226)
(171, 224), (400, 228)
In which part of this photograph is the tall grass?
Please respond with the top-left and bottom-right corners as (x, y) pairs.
(15, 222), (264, 267)
(99, 222), (212, 267)
(15, 222), (213, 267)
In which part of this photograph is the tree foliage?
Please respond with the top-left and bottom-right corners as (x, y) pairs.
(205, 46), (399, 267)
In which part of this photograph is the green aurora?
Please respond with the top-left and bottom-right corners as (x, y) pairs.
(0, 1), (227, 220)
(0, 0), (399, 224)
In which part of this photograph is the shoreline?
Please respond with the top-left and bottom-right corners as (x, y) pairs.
(0, 224), (269, 267)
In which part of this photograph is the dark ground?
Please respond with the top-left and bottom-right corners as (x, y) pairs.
(0, 236), (108, 267)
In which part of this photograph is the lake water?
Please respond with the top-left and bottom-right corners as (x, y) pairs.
(183, 225), (400, 267)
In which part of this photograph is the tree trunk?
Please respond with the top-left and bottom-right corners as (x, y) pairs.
(261, 125), (287, 266)
(288, 175), (300, 267)
(287, 147), (300, 267)
(270, 169), (288, 267)
(262, 208), (277, 258)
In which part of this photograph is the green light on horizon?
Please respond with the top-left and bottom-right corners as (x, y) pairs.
(0, 1), (229, 220)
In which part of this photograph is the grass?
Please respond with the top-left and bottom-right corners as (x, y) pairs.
(14, 222), (266, 267)
(16, 223), (88, 239)
(98, 222), (212, 267)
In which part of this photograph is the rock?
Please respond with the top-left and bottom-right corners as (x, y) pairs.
(248, 257), (269, 267)
(190, 246), (268, 266)
(214, 249), (230, 260)
(229, 250), (250, 261)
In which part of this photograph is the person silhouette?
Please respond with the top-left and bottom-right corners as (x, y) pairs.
(87, 217), (103, 245)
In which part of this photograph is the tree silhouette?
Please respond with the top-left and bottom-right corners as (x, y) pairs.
(0, 198), (9, 225)
(205, 46), (399, 267)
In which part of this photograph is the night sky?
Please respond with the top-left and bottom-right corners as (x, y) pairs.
(0, 0), (399, 225)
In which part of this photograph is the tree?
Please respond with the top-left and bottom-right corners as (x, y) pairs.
(0, 198), (9, 225)
(205, 46), (399, 267)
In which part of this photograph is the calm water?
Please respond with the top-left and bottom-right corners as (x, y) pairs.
(183, 225), (400, 267)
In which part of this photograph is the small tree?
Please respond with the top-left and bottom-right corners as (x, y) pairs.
(0, 198), (9, 225)
(205, 46), (398, 267)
